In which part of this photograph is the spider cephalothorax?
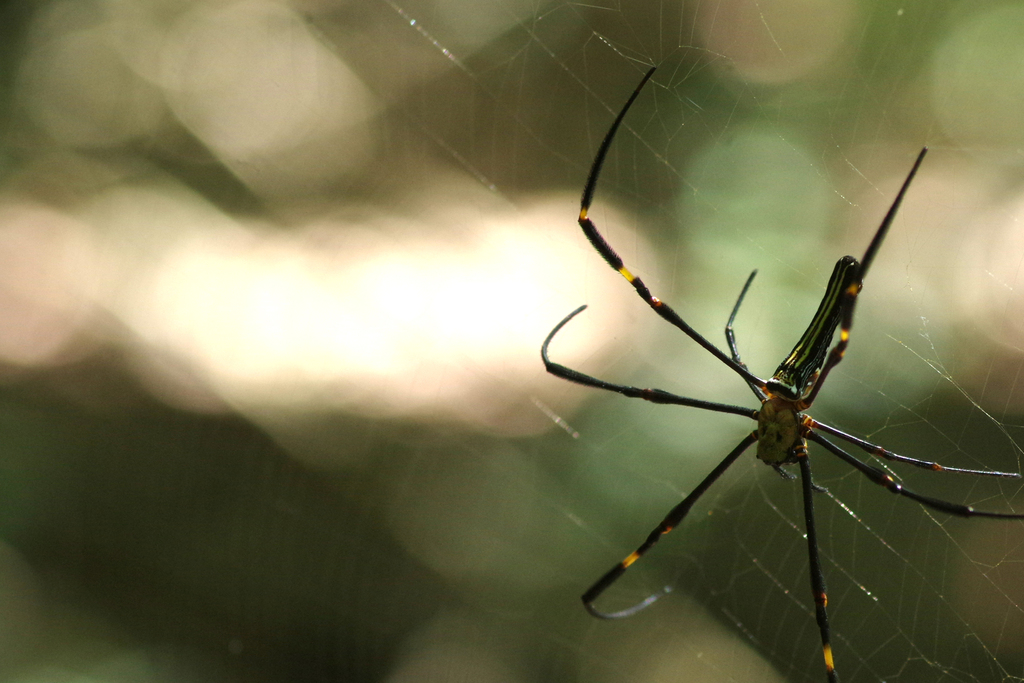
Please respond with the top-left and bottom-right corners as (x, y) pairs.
(755, 395), (804, 466)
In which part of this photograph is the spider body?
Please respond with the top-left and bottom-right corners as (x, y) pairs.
(757, 254), (861, 465)
(542, 66), (1024, 683)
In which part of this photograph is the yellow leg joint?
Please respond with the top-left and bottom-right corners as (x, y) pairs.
(579, 208), (588, 220)
(618, 267), (635, 282)
(622, 551), (641, 568)
(823, 643), (835, 672)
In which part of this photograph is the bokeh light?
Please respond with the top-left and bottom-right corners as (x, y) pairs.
(931, 4), (1024, 154)
(695, 0), (856, 83)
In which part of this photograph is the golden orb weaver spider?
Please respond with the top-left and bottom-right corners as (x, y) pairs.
(541, 66), (1024, 683)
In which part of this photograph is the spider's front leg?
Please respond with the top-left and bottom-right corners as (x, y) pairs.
(576, 66), (766, 391)
(725, 270), (766, 400)
(541, 306), (758, 418)
(801, 148), (928, 408)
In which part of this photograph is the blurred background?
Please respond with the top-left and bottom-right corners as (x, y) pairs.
(0, 0), (1023, 681)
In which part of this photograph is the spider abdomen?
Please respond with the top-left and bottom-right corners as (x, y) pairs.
(767, 256), (860, 401)
(756, 396), (803, 465)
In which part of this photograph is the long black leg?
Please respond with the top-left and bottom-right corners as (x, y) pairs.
(810, 418), (1021, 479)
(543, 306), (758, 419)
(857, 148), (929, 280)
(583, 432), (758, 618)
(725, 270), (757, 363)
(797, 452), (839, 683)
(808, 432), (1024, 519)
(725, 270), (767, 401)
(802, 148), (928, 408)
(578, 66), (767, 391)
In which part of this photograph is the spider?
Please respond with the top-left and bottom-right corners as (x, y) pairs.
(541, 66), (1024, 683)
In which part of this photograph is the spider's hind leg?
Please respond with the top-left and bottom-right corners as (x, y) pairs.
(797, 453), (839, 682)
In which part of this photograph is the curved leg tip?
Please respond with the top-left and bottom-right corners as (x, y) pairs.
(582, 586), (671, 620)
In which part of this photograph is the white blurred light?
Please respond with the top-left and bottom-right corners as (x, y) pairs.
(0, 203), (100, 366)
(158, 0), (374, 197)
(695, 0), (855, 84)
(17, 21), (165, 148)
(958, 192), (1024, 350)
(83, 178), (634, 429)
(140, 205), (606, 407)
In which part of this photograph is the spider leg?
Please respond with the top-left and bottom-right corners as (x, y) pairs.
(796, 451), (839, 683)
(811, 418), (1021, 478)
(857, 147), (929, 280)
(801, 148), (928, 408)
(772, 464), (796, 481)
(578, 66), (767, 392)
(582, 432), (757, 618)
(808, 432), (1024, 519)
(776, 461), (828, 492)
(725, 270), (767, 401)
(542, 306), (757, 419)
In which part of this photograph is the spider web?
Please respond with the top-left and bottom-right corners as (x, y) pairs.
(2, 1), (1024, 683)
(362, 2), (1024, 683)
